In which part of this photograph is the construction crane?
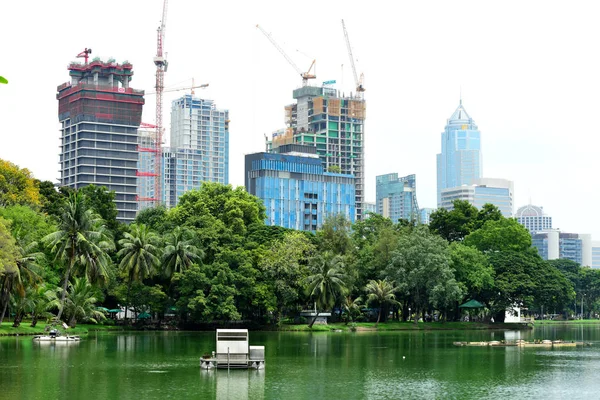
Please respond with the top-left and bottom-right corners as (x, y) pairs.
(151, 0), (169, 206)
(146, 82), (209, 95)
(341, 19), (365, 98)
(256, 24), (316, 87)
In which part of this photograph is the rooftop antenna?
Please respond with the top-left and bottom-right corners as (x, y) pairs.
(460, 85), (462, 105)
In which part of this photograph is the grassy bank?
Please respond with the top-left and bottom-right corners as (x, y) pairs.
(534, 319), (600, 325)
(0, 322), (124, 336)
(278, 321), (530, 332)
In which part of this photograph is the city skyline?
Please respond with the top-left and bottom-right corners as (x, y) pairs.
(1, 0), (599, 238)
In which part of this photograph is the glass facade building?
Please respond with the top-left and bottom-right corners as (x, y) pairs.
(532, 230), (592, 266)
(436, 101), (482, 206)
(420, 208), (435, 225)
(515, 204), (552, 234)
(592, 241), (600, 269)
(376, 173), (419, 223)
(57, 59), (144, 223)
(138, 95), (229, 209)
(245, 145), (355, 231)
(440, 178), (513, 217)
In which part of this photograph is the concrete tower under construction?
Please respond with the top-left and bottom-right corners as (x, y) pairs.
(57, 56), (144, 222)
(268, 86), (366, 220)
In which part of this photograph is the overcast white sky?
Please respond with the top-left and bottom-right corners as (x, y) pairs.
(1, 0), (599, 239)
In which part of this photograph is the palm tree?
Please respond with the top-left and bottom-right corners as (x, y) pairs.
(342, 295), (362, 325)
(10, 289), (34, 328)
(305, 255), (347, 328)
(0, 242), (42, 325)
(117, 224), (161, 320)
(162, 227), (203, 279)
(62, 277), (105, 328)
(30, 285), (60, 327)
(365, 279), (398, 327)
(43, 191), (114, 321)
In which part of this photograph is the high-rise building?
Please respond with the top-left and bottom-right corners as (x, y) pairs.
(592, 241), (600, 269)
(437, 100), (482, 206)
(440, 178), (514, 217)
(138, 95), (229, 208)
(515, 204), (552, 234)
(363, 201), (376, 218)
(376, 173), (419, 223)
(245, 144), (355, 231)
(268, 86), (366, 220)
(420, 208), (435, 225)
(57, 57), (144, 222)
(532, 230), (592, 266)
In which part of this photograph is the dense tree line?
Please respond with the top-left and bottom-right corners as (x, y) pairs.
(0, 158), (596, 328)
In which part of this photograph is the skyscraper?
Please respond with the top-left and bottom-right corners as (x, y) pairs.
(268, 85), (366, 220)
(57, 57), (144, 222)
(436, 100), (482, 206)
(532, 230), (592, 266)
(376, 173), (419, 223)
(515, 204), (552, 234)
(245, 144), (355, 231)
(138, 95), (229, 208)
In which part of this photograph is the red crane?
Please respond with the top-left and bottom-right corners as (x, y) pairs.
(153, 0), (169, 205)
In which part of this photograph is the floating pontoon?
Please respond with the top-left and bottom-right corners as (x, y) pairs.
(33, 329), (80, 342)
(200, 329), (264, 370)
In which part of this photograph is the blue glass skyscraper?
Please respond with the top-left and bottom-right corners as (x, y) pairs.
(245, 144), (355, 231)
(436, 100), (482, 206)
(376, 173), (419, 223)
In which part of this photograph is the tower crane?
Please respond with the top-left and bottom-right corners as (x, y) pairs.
(256, 24), (316, 87)
(341, 19), (365, 98)
(151, 0), (169, 206)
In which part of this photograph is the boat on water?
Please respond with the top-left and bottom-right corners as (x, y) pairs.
(200, 329), (264, 370)
(33, 329), (80, 342)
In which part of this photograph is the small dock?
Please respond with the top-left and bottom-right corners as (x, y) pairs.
(453, 340), (590, 348)
(200, 329), (265, 370)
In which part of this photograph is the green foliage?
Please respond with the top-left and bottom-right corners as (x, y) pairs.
(305, 254), (347, 327)
(62, 276), (106, 327)
(0, 205), (56, 245)
(79, 185), (120, 232)
(463, 218), (532, 253)
(327, 165), (342, 173)
(0, 159), (40, 207)
(135, 206), (171, 233)
(449, 242), (494, 300)
(429, 200), (478, 242)
(386, 226), (462, 323)
(317, 214), (353, 255)
(162, 227), (203, 278)
(365, 279), (397, 325)
(0, 218), (19, 275)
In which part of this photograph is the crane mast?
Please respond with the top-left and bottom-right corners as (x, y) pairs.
(256, 24), (316, 87)
(153, 0), (169, 206)
(341, 19), (365, 98)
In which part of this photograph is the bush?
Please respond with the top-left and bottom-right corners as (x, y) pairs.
(102, 319), (115, 326)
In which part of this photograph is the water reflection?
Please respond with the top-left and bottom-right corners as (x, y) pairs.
(200, 369), (264, 400)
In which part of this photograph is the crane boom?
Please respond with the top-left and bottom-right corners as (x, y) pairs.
(256, 24), (316, 86)
(341, 19), (365, 97)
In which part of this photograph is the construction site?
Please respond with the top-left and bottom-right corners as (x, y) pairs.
(259, 20), (367, 220)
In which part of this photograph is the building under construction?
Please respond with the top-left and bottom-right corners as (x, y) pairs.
(267, 86), (366, 220)
(57, 55), (144, 222)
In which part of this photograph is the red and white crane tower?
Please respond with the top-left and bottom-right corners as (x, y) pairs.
(152, 0), (169, 205)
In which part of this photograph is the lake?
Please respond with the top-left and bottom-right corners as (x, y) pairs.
(2, 325), (600, 399)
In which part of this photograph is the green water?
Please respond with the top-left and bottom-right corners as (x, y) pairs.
(2, 326), (600, 399)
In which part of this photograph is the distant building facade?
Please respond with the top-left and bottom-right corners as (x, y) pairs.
(420, 208), (435, 225)
(440, 178), (514, 217)
(515, 204), (552, 234)
(137, 95), (229, 208)
(363, 201), (376, 218)
(245, 144), (355, 231)
(436, 100), (482, 206)
(593, 241), (600, 269)
(532, 230), (592, 266)
(376, 173), (419, 223)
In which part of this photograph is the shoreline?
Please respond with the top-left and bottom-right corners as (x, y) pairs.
(1, 321), (538, 336)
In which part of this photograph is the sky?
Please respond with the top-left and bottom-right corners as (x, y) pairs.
(1, 0), (599, 239)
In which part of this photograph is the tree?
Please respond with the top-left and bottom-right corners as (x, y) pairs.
(385, 226), (461, 324)
(0, 205), (56, 246)
(428, 200), (478, 242)
(260, 231), (315, 323)
(42, 192), (114, 321)
(317, 214), (353, 256)
(305, 254), (347, 328)
(474, 204), (504, 230)
(449, 243), (494, 302)
(135, 205), (171, 233)
(327, 165), (342, 173)
(163, 227), (203, 279)
(117, 224), (161, 320)
(365, 279), (398, 326)
(62, 276), (106, 328)
(0, 218), (21, 324)
(37, 180), (70, 219)
(0, 159), (40, 207)
(463, 218), (532, 253)
(29, 285), (60, 327)
(79, 185), (120, 233)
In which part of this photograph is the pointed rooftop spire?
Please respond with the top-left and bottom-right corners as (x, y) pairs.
(449, 100), (471, 121)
